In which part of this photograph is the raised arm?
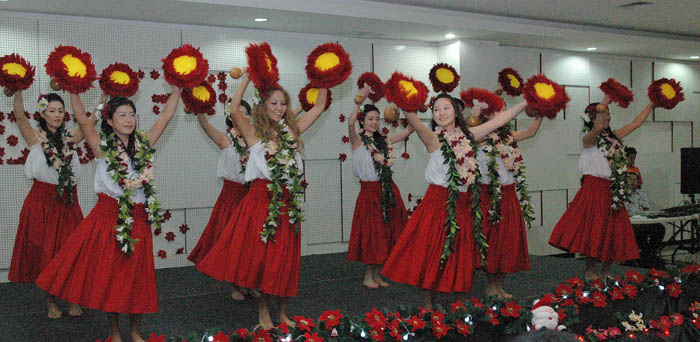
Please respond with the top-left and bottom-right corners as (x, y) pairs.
(12, 90), (39, 146)
(145, 86), (182, 146)
(404, 110), (439, 152)
(229, 72), (258, 146)
(512, 115), (543, 141)
(582, 110), (609, 148)
(388, 125), (414, 145)
(348, 86), (370, 151)
(197, 114), (230, 149)
(614, 102), (654, 139)
(469, 101), (527, 141)
(292, 107), (303, 116)
(296, 88), (328, 134)
(68, 92), (105, 144)
(70, 93), (103, 159)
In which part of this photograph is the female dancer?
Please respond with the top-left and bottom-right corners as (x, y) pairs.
(475, 104), (542, 298)
(382, 93), (528, 308)
(187, 100), (260, 300)
(36, 88), (182, 342)
(549, 97), (654, 280)
(8, 90), (100, 318)
(197, 69), (328, 328)
(347, 85), (411, 288)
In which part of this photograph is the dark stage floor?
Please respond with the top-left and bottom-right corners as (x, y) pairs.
(0, 253), (639, 342)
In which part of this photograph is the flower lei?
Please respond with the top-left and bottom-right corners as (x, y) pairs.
(359, 128), (396, 223)
(434, 126), (487, 267)
(224, 107), (250, 172)
(36, 127), (77, 203)
(480, 125), (535, 228)
(260, 119), (304, 243)
(100, 130), (164, 255)
(581, 114), (630, 210)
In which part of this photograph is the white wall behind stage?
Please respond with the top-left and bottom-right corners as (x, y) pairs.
(1, 10), (699, 282)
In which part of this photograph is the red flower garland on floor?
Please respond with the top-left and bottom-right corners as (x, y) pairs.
(648, 78), (684, 110)
(0, 53), (35, 91)
(497, 67), (524, 96)
(99, 62), (140, 97)
(45, 45), (97, 94)
(428, 63), (460, 93)
(246, 42), (280, 95)
(298, 83), (332, 111)
(181, 81), (216, 114)
(523, 74), (570, 119)
(460, 88), (505, 117)
(599, 78), (634, 108)
(161, 44), (209, 88)
(306, 42), (352, 89)
(357, 72), (385, 102)
(384, 72), (428, 112)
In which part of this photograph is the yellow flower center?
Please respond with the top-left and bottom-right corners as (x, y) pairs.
(660, 83), (676, 99)
(2, 62), (27, 77)
(192, 85), (211, 101)
(399, 80), (418, 97)
(314, 52), (340, 71)
(305, 87), (319, 104)
(435, 67), (454, 84)
(265, 55), (273, 72)
(507, 74), (520, 88)
(61, 54), (87, 78)
(173, 55), (197, 75)
(110, 70), (131, 85)
(534, 82), (555, 100)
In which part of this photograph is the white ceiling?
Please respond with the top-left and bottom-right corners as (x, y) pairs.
(1, 0), (699, 61)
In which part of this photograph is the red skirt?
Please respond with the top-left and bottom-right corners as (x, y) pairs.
(9, 180), (83, 283)
(35, 193), (158, 314)
(188, 180), (248, 265)
(549, 175), (639, 262)
(347, 180), (408, 265)
(196, 179), (301, 297)
(479, 184), (530, 274)
(382, 184), (479, 293)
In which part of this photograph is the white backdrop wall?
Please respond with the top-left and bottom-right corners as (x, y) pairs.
(1, 11), (699, 281)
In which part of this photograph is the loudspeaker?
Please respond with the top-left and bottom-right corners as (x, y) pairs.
(681, 147), (700, 194)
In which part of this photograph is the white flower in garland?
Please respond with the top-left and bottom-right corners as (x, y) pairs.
(224, 106), (250, 171)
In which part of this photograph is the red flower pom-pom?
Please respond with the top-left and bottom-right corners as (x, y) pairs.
(0, 53), (35, 91)
(246, 42), (280, 94)
(45, 45), (97, 94)
(384, 72), (429, 112)
(306, 42), (352, 89)
(460, 88), (505, 117)
(357, 72), (385, 102)
(298, 83), (332, 112)
(428, 63), (460, 93)
(648, 78), (684, 110)
(523, 74), (570, 119)
(99, 63), (140, 97)
(161, 44), (209, 88)
(600, 78), (634, 108)
(497, 68), (524, 96)
(181, 81), (217, 114)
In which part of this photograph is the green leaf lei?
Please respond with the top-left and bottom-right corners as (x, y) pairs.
(225, 107), (250, 173)
(481, 125), (535, 228)
(581, 114), (630, 211)
(435, 127), (487, 268)
(100, 130), (164, 255)
(359, 129), (396, 223)
(37, 126), (76, 203)
(260, 120), (305, 243)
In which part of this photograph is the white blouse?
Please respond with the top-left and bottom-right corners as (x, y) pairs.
(579, 144), (611, 179)
(94, 158), (146, 204)
(216, 144), (246, 183)
(476, 147), (515, 185)
(244, 141), (304, 182)
(24, 143), (81, 184)
(352, 147), (379, 181)
(425, 149), (468, 192)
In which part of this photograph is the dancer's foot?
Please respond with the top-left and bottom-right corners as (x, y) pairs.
(584, 271), (600, 282)
(374, 276), (391, 287)
(129, 330), (144, 342)
(497, 287), (513, 299)
(67, 303), (83, 317)
(231, 288), (245, 301)
(109, 332), (123, 342)
(362, 277), (379, 288)
(278, 314), (296, 328)
(246, 288), (261, 298)
(47, 301), (62, 319)
(259, 310), (274, 330)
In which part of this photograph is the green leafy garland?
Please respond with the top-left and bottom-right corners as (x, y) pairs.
(36, 126), (76, 203)
(260, 119), (305, 243)
(225, 107), (249, 173)
(581, 114), (630, 210)
(100, 130), (164, 255)
(359, 129), (396, 223)
(480, 125), (535, 228)
(435, 127), (487, 267)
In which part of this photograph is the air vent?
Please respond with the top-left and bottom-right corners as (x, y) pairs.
(618, 1), (654, 8)
(336, 31), (384, 39)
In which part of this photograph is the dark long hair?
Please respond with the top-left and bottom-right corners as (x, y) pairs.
(430, 93), (474, 140)
(358, 104), (388, 151)
(101, 96), (137, 159)
(39, 93), (66, 150)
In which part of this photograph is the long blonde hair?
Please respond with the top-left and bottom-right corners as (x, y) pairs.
(253, 87), (304, 151)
